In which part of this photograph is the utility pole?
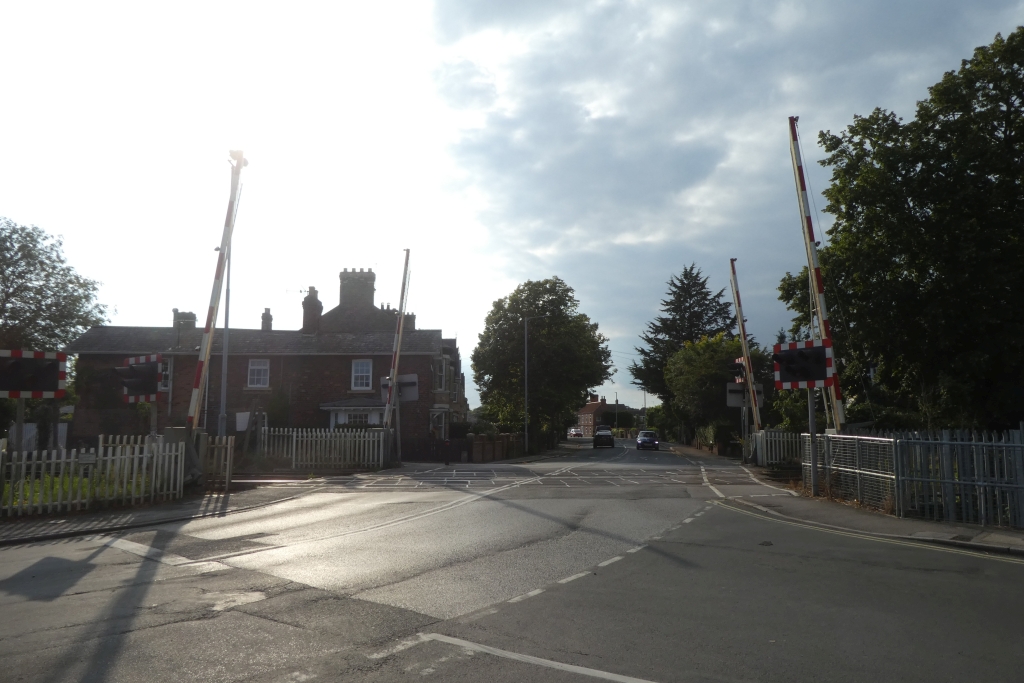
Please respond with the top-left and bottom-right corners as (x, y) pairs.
(808, 388), (819, 495)
(383, 249), (411, 430)
(524, 314), (550, 454)
(614, 392), (618, 431)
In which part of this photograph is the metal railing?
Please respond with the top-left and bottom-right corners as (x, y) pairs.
(797, 429), (1024, 529)
(898, 433), (1024, 527)
(753, 430), (803, 467)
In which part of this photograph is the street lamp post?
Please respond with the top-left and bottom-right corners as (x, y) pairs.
(524, 314), (550, 454)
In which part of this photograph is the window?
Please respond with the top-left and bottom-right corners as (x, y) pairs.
(248, 359), (269, 388)
(434, 359), (446, 391)
(352, 360), (372, 389)
(348, 413), (369, 425)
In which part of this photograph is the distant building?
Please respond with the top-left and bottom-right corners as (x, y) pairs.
(576, 394), (607, 437)
(64, 267), (469, 455)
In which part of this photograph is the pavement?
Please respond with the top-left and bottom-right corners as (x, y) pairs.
(3, 439), (1023, 682)
(671, 442), (1024, 557)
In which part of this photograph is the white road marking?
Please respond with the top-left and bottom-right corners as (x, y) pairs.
(626, 545), (646, 553)
(411, 633), (662, 683)
(694, 511), (704, 517)
(597, 556), (623, 567)
(740, 465), (800, 496)
(699, 466), (725, 498)
(367, 633), (431, 659)
(90, 537), (229, 573)
(682, 518), (694, 524)
(558, 572), (591, 583)
(508, 588), (545, 603)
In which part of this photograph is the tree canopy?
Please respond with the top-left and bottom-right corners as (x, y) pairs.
(0, 218), (107, 350)
(807, 28), (1024, 428)
(629, 264), (735, 403)
(664, 333), (772, 435)
(471, 277), (612, 445)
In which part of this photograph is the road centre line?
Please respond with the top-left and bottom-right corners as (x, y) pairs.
(559, 571), (591, 583)
(682, 518), (694, 524)
(715, 500), (1024, 565)
(598, 556), (623, 567)
(392, 633), (662, 683)
(626, 545), (646, 553)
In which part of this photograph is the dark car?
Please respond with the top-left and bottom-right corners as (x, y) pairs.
(636, 430), (660, 450)
(593, 426), (615, 448)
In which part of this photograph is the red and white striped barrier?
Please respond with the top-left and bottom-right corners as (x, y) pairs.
(0, 350), (67, 399)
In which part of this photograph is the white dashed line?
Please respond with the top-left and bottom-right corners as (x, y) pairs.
(626, 545), (646, 553)
(509, 588), (545, 603)
(682, 518), (694, 524)
(598, 556), (623, 567)
(558, 572), (591, 584)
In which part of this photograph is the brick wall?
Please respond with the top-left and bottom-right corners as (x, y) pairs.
(71, 352), (438, 442)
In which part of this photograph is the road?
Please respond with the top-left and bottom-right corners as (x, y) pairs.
(2, 439), (1023, 682)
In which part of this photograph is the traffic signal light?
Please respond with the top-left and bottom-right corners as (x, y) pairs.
(728, 359), (746, 383)
(115, 354), (163, 403)
(773, 340), (834, 389)
(0, 350), (67, 398)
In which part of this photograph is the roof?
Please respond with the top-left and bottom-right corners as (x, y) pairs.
(63, 326), (444, 356)
(578, 400), (607, 415)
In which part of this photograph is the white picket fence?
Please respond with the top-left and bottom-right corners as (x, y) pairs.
(0, 440), (185, 517)
(261, 427), (393, 469)
(752, 429), (803, 467)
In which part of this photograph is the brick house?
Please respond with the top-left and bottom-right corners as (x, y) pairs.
(64, 268), (469, 455)
(576, 394), (607, 437)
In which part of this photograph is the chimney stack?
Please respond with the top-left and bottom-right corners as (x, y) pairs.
(338, 267), (376, 308)
(262, 308), (273, 331)
(301, 287), (322, 334)
(172, 308), (197, 330)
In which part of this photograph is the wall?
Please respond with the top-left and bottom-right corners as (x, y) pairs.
(71, 352), (437, 443)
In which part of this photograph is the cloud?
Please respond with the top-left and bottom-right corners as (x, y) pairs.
(432, 0), (1024, 405)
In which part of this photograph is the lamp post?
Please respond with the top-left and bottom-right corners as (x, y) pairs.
(524, 314), (550, 454)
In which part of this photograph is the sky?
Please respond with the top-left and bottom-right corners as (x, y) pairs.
(1, 1), (1022, 411)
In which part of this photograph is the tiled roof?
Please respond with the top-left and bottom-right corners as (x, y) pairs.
(63, 326), (444, 356)
(578, 401), (607, 415)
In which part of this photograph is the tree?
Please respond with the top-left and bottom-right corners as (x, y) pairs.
(810, 28), (1024, 428)
(471, 277), (613, 448)
(629, 264), (734, 403)
(1, 218), (107, 350)
(663, 333), (772, 436)
(1, 218), (107, 441)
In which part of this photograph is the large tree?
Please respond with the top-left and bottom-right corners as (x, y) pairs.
(664, 333), (773, 436)
(472, 277), (612, 447)
(1, 218), (107, 350)
(808, 28), (1024, 429)
(629, 264), (735, 403)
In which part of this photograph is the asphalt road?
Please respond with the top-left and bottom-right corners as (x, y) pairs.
(2, 439), (1023, 682)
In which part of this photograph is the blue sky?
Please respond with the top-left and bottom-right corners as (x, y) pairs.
(1, 1), (1021, 409)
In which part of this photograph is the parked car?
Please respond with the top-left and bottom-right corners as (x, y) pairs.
(568, 428), (583, 438)
(593, 426), (615, 448)
(636, 430), (660, 450)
